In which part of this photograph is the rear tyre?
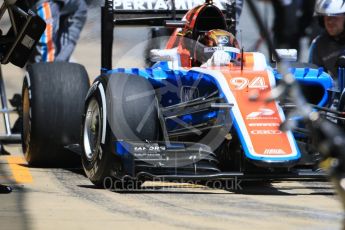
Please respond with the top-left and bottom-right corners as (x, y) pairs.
(22, 62), (90, 167)
(82, 73), (160, 189)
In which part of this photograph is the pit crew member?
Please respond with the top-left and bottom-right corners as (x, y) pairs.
(28, 0), (88, 62)
(310, 0), (345, 79)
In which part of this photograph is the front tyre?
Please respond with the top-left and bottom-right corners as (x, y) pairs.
(82, 73), (160, 189)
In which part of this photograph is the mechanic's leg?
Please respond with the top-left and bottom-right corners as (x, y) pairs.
(272, 0), (299, 49)
(236, 0), (243, 21)
(298, 0), (315, 36)
(299, 0), (321, 44)
(55, 0), (87, 62)
(33, 1), (61, 63)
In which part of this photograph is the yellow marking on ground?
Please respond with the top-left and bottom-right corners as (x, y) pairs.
(6, 156), (33, 184)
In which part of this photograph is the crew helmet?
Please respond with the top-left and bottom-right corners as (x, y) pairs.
(315, 0), (345, 16)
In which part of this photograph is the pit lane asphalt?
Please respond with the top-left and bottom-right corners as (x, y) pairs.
(0, 3), (341, 229)
(0, 149), (342, 230)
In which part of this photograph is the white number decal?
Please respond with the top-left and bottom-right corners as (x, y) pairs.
(230, 77), (249, 90)
(248, 77), (267, 89)
(230, 77), (267, 90)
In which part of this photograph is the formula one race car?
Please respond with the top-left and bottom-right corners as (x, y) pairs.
(22, 0), (345, 188)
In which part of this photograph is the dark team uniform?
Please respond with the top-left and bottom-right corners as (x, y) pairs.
(272, 0), (316, 50)
(310, 32), (345, 79)
(28, 0), (87, 62)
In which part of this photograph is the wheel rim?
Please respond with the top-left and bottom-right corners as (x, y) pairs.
(84, 98), (102, 161)
(22, 86), (31, 156)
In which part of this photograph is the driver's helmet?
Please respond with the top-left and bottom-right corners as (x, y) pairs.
(194, 29), (240, 65)
(315, 0), (345, 16)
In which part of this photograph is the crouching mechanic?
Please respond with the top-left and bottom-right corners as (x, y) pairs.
(310, 0), (345, 80)
(150, 29), (240, 69)
(28, 0), (88, 62)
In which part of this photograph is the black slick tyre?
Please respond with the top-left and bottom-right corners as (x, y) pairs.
(22, 62), (90, 167)
(82, 73), (160, 189)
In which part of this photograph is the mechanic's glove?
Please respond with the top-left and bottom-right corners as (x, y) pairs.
(202, 50), (231, 67)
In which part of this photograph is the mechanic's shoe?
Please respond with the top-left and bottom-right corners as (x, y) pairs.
(0, 144), (10, 155)
(0, 184), (12, 194)
(11, 117), (22, 134)
(9, 94), (23, 134)
(9, 94), (22, 108)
